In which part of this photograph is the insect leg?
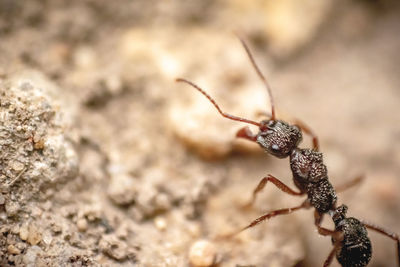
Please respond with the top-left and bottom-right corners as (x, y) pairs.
(243, 174), (304, 209)
(314, 212), (345, 267)
(323, 238), (342, 267)
(236, 126), (258, 142)
(314, 211), (336, 236)
(226, 199), (311, 239)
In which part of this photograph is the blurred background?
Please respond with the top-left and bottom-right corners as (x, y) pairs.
(0, 0), (399, 266)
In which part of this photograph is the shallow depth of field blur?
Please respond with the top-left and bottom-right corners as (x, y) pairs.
(0, 0), (399, 266)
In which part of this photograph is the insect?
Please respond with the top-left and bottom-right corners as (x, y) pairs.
(176, 37), (400, 266)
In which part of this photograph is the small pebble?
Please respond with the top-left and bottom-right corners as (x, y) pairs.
(7, 255), (15, 263)
(187, 223), (201, 238)
(27, 225), (42, 245)
(73, 46), (96, 68)
(7, 244), (21, 255)
(23, 245), (42, 265)
(16, 242), (27, 251)
(42, 201), (52, 211)
(11, 225), (20, 234)
(104, 75), (123, 94)
(155, 193), (171, 210)
(12, 161), (25, 171)
(77, 218), (88, 232)
(42, 230), (53, 245)
(107, 173), (137, 206)
(189, 240), (216, 267)
(31, 207), (43, 217)
(154, 217), (167, 231)
(99, 237), (130, 261)
(5, 201), (19, 216)
(51, 223), (62, 234)
(34, 139), (45, 150)
(19, 225), (29, 241)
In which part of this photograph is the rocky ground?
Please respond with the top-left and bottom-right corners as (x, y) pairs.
(0, 1), (399, 266)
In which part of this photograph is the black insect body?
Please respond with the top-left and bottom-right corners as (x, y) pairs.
(307, 178), (337, 214)
(176, 37), (400, 266)
(335, 218), (372, 267)
(289, 148), (337, 214)
(323, 205), (372, 267)
(290, 148), (328, 186)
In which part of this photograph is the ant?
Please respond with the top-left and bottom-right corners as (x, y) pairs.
(176, 37), (400, 266)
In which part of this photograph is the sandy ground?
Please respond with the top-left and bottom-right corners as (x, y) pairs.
(0, 1), (399, 266)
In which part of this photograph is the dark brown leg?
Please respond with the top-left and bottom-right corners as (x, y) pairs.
(314, 212), (345, 267)
(314, 211), (337, 236)
(323, 239), (342, 267)
(243, 174), (304, 209)
(293, 119), (319, 151)
(335, 174), (364, 193)
(236, 126), (257, 142)
(362, 221), (400, 267)
(225, 200), (311, 238)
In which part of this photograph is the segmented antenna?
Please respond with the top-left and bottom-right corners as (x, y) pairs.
(237, 36), (276, 121)
(176, 78), (261, 127)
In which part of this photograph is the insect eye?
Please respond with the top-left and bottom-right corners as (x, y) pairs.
(271, 144), (279, 151)
(267, 120), (276, 127)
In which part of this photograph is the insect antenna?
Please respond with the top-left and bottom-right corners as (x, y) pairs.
(237, 36), (276, 121)
(176, 78), (261, 127)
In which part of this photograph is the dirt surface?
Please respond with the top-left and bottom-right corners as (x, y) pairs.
(0, 1), (399, 267)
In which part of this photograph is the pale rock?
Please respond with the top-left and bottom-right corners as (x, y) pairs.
(189, 240), (217, 267)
